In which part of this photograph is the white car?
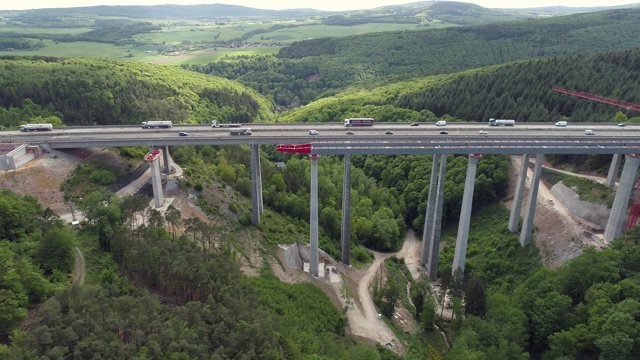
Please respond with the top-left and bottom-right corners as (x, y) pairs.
(584, 129), (595, 135)
(309, 130), (319, 135)
(478, 130), (488, 135)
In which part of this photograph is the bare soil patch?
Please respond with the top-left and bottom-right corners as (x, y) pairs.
(0, 149), (86, 215)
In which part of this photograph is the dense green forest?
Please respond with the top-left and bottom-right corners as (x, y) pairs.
(395, 48), (640, 123)
(0, 189), (394, 359)
(187, 8), (640, 108)
(0, 57), (274, 128)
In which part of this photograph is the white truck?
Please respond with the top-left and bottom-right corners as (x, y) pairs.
(230, 128), (252, 135)
(211, 120), (242, 128)
(20, 123), (53, 132)
(142, 120), (173, 129)
(488, 118), (515, 126)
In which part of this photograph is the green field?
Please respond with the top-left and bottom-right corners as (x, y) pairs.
(0, 26), (93, 35)
(246, 22), (449, 44)
(155, 46), (281, 66)
(132, 20), (318, 45)
(4, 40), (156, 59)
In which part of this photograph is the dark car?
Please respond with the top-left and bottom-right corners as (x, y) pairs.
(179, 132), (189, 136)
(439, 131), (448, 135)
(385, 130), (394, 135)
(346, 131), (354, 135)
(410, 123), (419, 126)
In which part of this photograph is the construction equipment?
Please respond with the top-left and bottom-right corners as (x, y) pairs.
(552, 87), (640, 112)
(276, 143), (312, 154)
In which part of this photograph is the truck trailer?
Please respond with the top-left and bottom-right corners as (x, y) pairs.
(488, 118), (515, 126)
(211, 120), (242, 128)
(344, 118), (375, 127)
(230, 128), (252, 135)
(20, 123), (53, 132)
(142, 121), (173, 129)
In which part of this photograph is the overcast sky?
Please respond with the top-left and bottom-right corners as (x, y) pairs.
(1, 1), (637, 11)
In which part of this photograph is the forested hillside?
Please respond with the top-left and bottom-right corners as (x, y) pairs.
(0, 56), (274, 128)
(0, 189), (389, 359)
(396, 47), (640, 123)
(274, 47), (640, 126)
(188, 8), (640, 108)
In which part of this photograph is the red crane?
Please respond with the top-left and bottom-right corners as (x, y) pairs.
(553, 86), (640, 230)
(552, 87), (640, 112)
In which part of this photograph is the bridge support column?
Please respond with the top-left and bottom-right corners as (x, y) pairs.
(606, 154), (622, 188)
(604, 154), (640, 242)
(452, 154), (480, 275)
(519, 153), (543, 246)
(145, 149), (164, 208)
(509, 154), (530, 233)
(257, 146), (263, 214)
(341, 154), (352, 266)
(421, 154), (440, 267)
(309, 154), (319, 276)
(427, 154), (447, 281)
(162, 146), (170, 174)
(250, 144), (261, 225)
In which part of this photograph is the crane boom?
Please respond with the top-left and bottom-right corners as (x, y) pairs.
(552, 86), (640, 112)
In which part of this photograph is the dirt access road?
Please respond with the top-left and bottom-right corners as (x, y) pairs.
(510, 155), (594, 267)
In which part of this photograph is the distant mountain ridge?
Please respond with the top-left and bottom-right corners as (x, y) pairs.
(5, 1), (640, 23)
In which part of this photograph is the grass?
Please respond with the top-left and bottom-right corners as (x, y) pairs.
(542, 168), (615, 207)
(6, 40), (158, 60)
(244, 23), (442, 44)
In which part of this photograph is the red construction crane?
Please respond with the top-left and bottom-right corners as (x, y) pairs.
(552, 86), (640, 112)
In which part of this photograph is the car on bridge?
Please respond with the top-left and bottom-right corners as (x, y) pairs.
(440, 131), (448, 135)
(309, 130), (319, 135)
(385, 130), (394, 135)
(346, 131), (354, 135)
(410, 123), (419, 126)
(178, 132), (189, 136)
(479, 130), (488, 135)
(584, 129), (595, 135)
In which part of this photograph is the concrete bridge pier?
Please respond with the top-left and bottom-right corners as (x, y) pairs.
(162, 146), (170, 174)
(145, 149), (164, 208)
(452, 154), (480, 275)
(509, 154), (530, 233)
(250, 144), (262, 224)
(426, 154), (447, 281)
(257, 146), (264, 214)
(519, 153), (543, 247)
(604, 154), (640, 242)
(421, 154), (440, 267)
(606, 153), (622, 188)
(309, 154), (319, 276)
(340, 154), (352, 266)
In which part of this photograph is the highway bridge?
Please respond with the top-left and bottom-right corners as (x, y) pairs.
(2, 122), (639, 154)
(2, 121), (639, 279)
